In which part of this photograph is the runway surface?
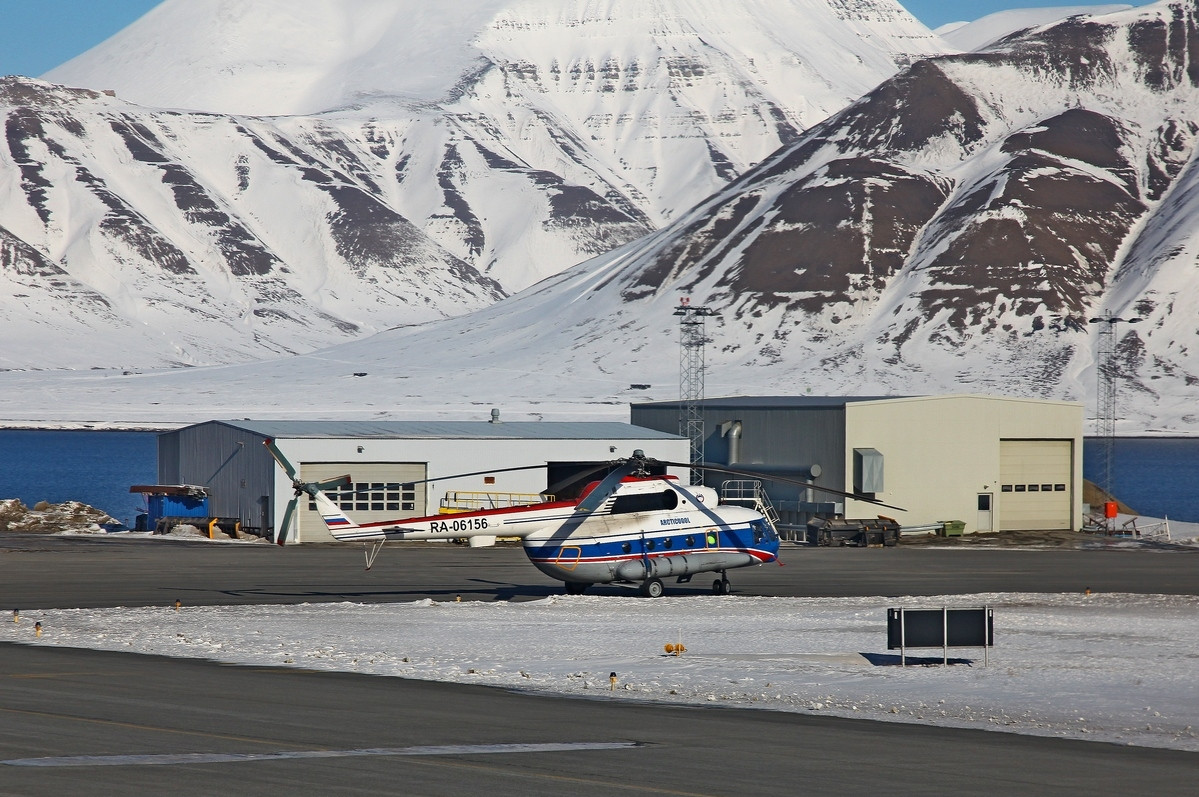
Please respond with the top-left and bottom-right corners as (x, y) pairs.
(4, 643), (1198, 797)
(2, 536), (1198, 795)
(3, 534), (1198, 609)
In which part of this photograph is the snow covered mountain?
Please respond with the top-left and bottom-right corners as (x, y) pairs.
(936, 5), (1133, 51)
(5, 0), (1194, 433)
(0, 0), (948, 370)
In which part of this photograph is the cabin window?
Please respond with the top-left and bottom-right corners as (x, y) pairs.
(646, 539), (656, 551)
(610, 489), (679, 515)
(621, 542), (631, 554)
(685, 535), (695, 547)
(663, 537), (673, 549)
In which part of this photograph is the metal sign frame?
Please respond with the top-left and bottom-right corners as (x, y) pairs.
(887, 607), (994, 666)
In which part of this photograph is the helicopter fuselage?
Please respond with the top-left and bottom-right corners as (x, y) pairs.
(522, 503), (776, 586)
(312, 475), (780, 595)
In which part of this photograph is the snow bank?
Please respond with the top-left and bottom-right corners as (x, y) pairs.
(7, 593), (1198, 752)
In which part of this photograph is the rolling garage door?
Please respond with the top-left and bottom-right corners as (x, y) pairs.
(999, 440), (1072, 531)
(298, 462), (427, 542)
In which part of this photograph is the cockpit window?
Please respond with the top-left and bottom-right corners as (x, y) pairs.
(751, 519), (777, 543)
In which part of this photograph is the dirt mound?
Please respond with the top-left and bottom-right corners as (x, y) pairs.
(0, 499), (118, 534)
(904, 529), (1092, 549)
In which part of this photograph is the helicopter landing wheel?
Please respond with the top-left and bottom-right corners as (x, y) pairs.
(641, 578), (665, 598)
(564, 581), (590, 595)
(712, 577), (731, 595)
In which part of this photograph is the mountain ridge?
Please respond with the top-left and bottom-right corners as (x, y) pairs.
(3, 1), (1198, 436)
(3, 0), (947, 368)
(4, 1), (1194, 434)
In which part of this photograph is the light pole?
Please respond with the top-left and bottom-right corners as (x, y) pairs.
(1088, 312), (1141, 512)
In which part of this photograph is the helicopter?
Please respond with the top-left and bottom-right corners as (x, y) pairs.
(265, 440), (902, 598)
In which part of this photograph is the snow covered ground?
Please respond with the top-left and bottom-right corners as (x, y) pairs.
(7, 591), (1199, 752)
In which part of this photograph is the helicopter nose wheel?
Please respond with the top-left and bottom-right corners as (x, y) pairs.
(640, 578), (665, 598)
(712, 572), (731, 595)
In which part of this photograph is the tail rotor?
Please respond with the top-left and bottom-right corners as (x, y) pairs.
(264, 439), (350, 545)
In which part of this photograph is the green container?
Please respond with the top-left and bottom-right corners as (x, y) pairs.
(941, 520), (966, 537)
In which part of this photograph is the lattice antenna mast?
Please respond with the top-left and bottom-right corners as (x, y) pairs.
(674, 298), (717, 485)
(1088, 311), (1141, 504)
(1095, 316), (1117, 498)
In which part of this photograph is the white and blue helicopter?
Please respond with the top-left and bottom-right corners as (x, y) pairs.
(266, 441), (901, 598)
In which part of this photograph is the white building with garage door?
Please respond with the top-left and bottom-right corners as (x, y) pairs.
(631, 395), (1084, 535)
(156, 418), (688, 543)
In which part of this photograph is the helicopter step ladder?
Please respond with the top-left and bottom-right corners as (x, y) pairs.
(719, 480), (780, 529)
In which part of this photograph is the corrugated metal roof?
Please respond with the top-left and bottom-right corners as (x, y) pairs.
(632, 395), (913, 410)
(207, 420), (682, 440)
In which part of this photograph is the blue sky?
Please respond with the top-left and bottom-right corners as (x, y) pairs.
(0, 0), (162, 77)
(0, 1), (1159, 79)
(904, 0), (1150, 28)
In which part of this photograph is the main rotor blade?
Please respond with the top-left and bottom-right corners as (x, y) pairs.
(311, 466), (550, 501)
(575, 461), (636, 514)
(657, 460), (906, 512)
(399, 463), (550, 487)
(661, 478), (732, 528)
(542, 462), (611, 498)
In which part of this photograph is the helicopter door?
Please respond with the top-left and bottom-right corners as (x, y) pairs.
(555, 546), (582, 571)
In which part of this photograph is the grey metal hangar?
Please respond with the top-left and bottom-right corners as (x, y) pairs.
(632, 394), (1085, 537)
(155, 416), (689, 543)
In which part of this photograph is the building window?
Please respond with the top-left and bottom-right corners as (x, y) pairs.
(312, 481), (417, 513)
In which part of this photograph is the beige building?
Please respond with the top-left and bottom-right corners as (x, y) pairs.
(631, 395), (1085, 534)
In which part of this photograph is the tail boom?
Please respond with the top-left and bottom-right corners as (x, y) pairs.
(311, 490), (575, 542)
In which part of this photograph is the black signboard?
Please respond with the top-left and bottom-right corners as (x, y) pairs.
(887, 607), (994, 665)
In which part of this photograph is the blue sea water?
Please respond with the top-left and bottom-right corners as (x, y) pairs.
(1082, 437), (1199, 523)
(0, 430), (1196, 527)
(0, 430), (157, 527)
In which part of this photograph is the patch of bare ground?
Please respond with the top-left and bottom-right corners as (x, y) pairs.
(904, 528), (1198, 551)
(903, 529), (1096, 548)
(0, 499), (116, 534)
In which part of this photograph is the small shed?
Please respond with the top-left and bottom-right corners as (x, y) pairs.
(128, 484), (209, 531)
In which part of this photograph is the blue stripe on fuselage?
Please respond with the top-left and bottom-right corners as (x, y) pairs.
(523, 523), (777, 565)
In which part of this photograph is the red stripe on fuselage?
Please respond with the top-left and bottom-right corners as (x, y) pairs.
(345, 499), (580, 531)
